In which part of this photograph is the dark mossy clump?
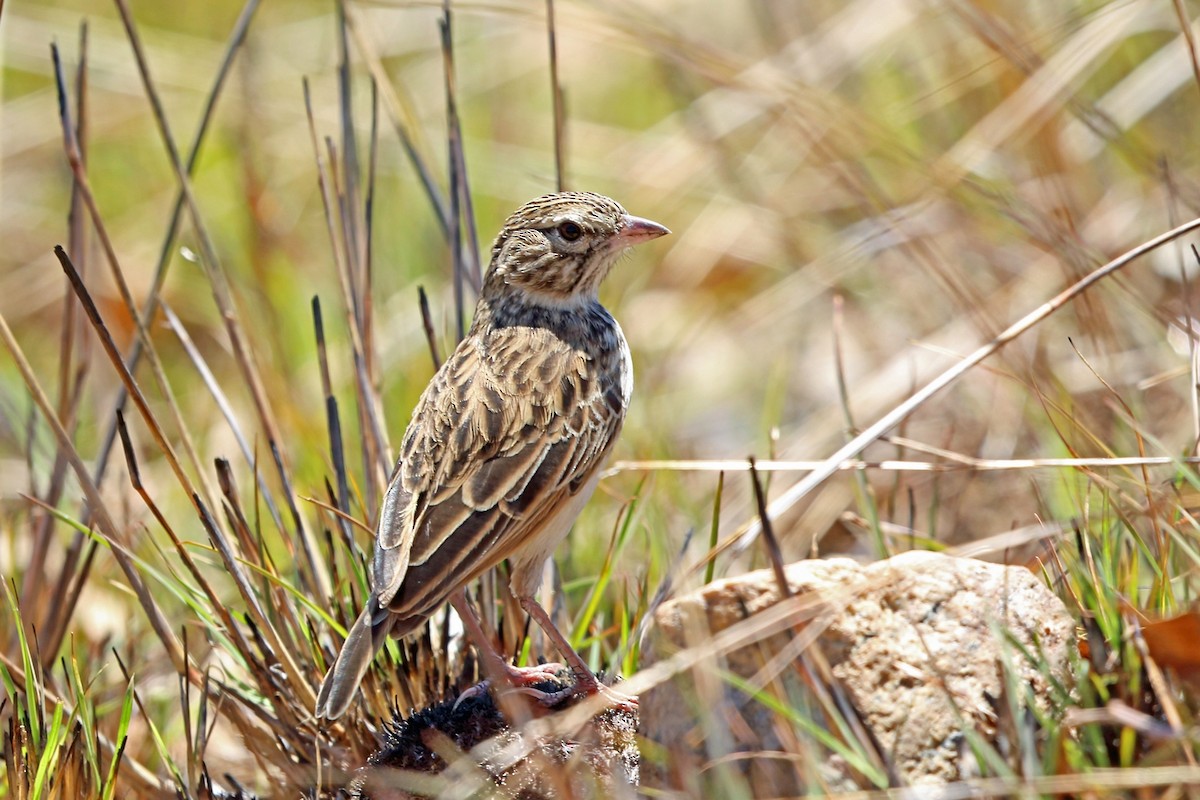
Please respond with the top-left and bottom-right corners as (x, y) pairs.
(351, 669), (638, 799)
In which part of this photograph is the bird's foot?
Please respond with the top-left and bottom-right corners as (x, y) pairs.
(541, 670), (638, 713)
(457, 666), (637, 714)
(453, 662), (570, 710)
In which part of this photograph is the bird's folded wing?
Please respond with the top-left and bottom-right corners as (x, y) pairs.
(373, 326), (622, 612)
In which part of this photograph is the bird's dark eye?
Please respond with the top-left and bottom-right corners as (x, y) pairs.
(557, 221), (583, 242)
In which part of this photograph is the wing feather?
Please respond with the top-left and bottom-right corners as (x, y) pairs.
(463, 437), (551, 510)
(371, 320), (625, 620)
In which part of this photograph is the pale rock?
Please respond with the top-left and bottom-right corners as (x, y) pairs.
(639, 551), (1075, 793)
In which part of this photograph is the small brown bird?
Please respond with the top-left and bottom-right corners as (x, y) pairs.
(316, 192), (669, 719)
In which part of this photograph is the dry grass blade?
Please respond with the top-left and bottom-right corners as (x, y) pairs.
(332, 51), (394, 500)
(816, 766), (1200, 800)
(113, 411), (252, 664)
(546, 0), (566, 191)
(159, 301), (286, 537)
(748, 457), (790, 599)
(611, 455), (1200, 473)
(417, 285), (444, 370)
(440, 4), (468, 343)
(311, 297), (354, 548)
(362, 77), (381, 390)
(335, 4), (365, 333)
(1171, 0), (1200, 98)
(192, 483), (319, 709)
(56, 237), (319, 779)
(50, 242), (202, 544)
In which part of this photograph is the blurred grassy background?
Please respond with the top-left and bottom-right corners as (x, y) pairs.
(4, 0), (1200, 794)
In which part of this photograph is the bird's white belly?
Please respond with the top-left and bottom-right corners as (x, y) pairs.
(615, 319), (633, 409)
(507, 471), (602, 598)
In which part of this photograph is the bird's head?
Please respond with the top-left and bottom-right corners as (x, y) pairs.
(484, 192), (669, 307)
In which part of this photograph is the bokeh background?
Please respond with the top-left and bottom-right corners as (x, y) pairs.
(4, 0), (1200, 793)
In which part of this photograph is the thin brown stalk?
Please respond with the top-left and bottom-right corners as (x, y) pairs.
(189, 482), (318, 709)
(194, 673), (213, 786)
(320, 481), (348, 607)
(214, 458), (267, 575)
(441, 6), (482, 300)
(63, 18), (90, 402)
(50, 243), (203, 534)
(301, 494), (375, 537)
(58, 251), (317, 713)
(441, 5), (467, 343)
(114, 412), (254, 667)
(832, 293), (885, 558)
(417, 285), (443, 370)
(312, 297), (354, 548)
(326, 131), (357, 316)
(1173, 0), (1200, 99)
(214, 459), (320, 702)
(336, 4), (365, 331)
(748, 457), (790, 599)
(46, 2), (262, 662)
(363, 77), (380, 391)
(51, 538), (97, 668)
(325, 128), (386, 508)
(358, 73), (389, 502)
(546, 0), (566, 191)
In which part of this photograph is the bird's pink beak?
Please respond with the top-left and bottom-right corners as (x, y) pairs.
(614, 214), (670, 247)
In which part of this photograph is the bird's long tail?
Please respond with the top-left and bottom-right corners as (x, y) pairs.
(315, 599), (394, 719)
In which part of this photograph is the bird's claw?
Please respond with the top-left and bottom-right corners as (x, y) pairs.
(563, 671), (638, 713)
(453, 664), (637, 713)
(453, 662), (569, 711)
(452, 679), (492, 711)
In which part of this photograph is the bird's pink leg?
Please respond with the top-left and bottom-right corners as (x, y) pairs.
(449, 591), (566, 706)
(518, 595), (638, 712)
